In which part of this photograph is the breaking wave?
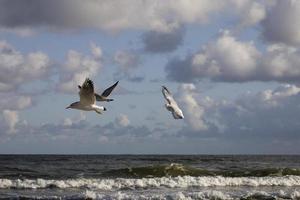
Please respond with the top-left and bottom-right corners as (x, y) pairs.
(1, 175), (300, 190)
(102, 163), (300, 178)
(82, 190), (300, 200)
(4, 189), (300, 200)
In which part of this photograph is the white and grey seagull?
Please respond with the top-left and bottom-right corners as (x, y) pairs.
(66, 78), (106, 114)
(162, 86), (184, 119)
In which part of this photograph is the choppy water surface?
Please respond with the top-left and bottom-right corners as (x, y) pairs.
(0, 155), (299, 199)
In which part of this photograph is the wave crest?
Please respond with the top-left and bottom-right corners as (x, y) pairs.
(103, 164), (300, 178)
(1, 176), (300, 190)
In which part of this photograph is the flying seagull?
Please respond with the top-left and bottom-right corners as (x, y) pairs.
(162, 86), (184, 119)
(66, 78), (106, 114)
(78, 81), (119, 102)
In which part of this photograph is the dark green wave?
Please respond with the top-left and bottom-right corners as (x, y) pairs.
(102, 163), (300, 178)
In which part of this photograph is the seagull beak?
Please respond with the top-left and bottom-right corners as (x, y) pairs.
(66, 106), (70, 109)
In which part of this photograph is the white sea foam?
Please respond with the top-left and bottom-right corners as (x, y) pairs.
(1, 176), (300, 190)
(82, 190), (235, 200)
(82, 189), (300, 200)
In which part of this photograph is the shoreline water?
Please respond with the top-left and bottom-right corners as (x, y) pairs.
(0, 155), (299, 199)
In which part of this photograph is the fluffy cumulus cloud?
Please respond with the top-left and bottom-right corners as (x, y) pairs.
(0, 94), (32, 111)
(166, 31), (300, 83)
(113, 50), (144, 82)
(114, 50), (140, 72)
(176, 84), (207, 131)
(2, 110), (19, 134)
(0, 93), (32, 135)
(62, 113), (87, 128)
(11, 112), (151, 146)
(0, 40), (50, 91)
(0, 41), (47, 134)
(142, 26), (185, 53)
(0, 0), (227, 33)
(58, 43), (102, 93)
(115, 114), (130, 127)
(194, 84), (300, 140)
(232, 0), (265, 28)
(262, 0), (300, 46)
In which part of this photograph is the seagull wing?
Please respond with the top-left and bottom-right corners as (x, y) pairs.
(101, 81), (119, 97)
(79, 78), (95, 105)
(95, 92), (104, 101)
(162, 86), (176, 105)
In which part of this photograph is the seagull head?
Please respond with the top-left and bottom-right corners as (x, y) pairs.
(177, 110), (184, 119)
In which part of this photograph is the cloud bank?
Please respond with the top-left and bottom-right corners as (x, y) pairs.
(166, 31), (300, 83)
(0, 40), (50, 91)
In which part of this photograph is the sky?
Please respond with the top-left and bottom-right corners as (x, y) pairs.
(1, 0), (300, 154)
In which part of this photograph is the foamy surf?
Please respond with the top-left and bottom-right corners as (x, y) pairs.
(82, 189), (300, 200)
(2, 188), (300, 200)
(1, 175), (300, 190)
(1, 155), (300, 199)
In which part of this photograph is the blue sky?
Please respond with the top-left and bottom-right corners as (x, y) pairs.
(1, 0), (300, 154)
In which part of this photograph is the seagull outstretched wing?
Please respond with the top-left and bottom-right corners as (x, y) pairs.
(95, 81), (119, 101)
(101, 81), (119, 97)
(162, 86), (177, 105)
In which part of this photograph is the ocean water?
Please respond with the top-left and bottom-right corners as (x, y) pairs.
(0, 155), (299, 199)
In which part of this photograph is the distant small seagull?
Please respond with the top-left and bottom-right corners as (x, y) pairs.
(66, 78), (106, 114)
(162, 86), (184, 119)
(78, 81), (119, 102)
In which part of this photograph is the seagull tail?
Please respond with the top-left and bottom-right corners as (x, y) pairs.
(93, 105), (106, 114)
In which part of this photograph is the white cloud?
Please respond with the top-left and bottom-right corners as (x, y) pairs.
(115, 114), (130, 127)
(231, 0), (266, 28)
(58, 43), (102, 93)
(166, 31), (300, 83)
(2, 110), (19, 134)
(262, 0), (300, 46)
(62, 112), (87, 127)
(0, 40), (50, 91)
(16, 96), (32, 109)
(177, 84), (207, 131)
(90, 42), (102, 59)
(62, 118), (73, 127)
(0, 94), (32, 110)
(241, 2), (265, 27)
(114, 50), (140, 72)
(201, 84), (300, 139)
(258, 44), (300, 81)
(113, 50), (144, 82)
(236, 84), (300, 110)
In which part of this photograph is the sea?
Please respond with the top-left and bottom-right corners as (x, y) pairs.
(0, 155), (299, 200)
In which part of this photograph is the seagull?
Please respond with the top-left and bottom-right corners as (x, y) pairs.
(162, 86), (184, 119)
(66, 78), (106, 114)
(78, 81), (119, 102)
